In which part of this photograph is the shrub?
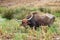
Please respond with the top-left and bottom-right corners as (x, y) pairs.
(56, 10), (60, 13)
(0, 7), (39, 20)
(13, 7), (31, 19)
(39, 7), (44, 12)
(2, 9), (15, 20)
(0, 7), (7, 14)
(39, 7), (51, 13)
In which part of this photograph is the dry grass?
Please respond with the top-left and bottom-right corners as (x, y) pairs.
(0, 0), (60, 8)
(0, 16), (59, 40)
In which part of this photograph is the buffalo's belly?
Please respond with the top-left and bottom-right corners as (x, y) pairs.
(41, 23), (48, 26)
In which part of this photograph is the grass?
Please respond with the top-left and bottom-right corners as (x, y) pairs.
(0, 16), (59, 40)
(0, 7), (60, 40)
(53, 13), (60, 17)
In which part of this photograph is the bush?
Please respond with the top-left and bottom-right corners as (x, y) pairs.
(0, 7), (7, 14)
(39, 7), (51, 13)
(0, 7), (39, 20)
(2, 9), (15, 20)
(13, 7), (31, 19)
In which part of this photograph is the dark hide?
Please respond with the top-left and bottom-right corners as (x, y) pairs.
(22, 12), (55, 29)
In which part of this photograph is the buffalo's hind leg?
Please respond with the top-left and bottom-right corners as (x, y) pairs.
(48, 24), (52, 27)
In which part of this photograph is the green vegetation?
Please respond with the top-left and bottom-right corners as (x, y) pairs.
(39, 7), (51, 13)
(0, 6), (60, 40)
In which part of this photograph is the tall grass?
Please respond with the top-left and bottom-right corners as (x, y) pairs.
(0, 7), (39, 20)
(0, 6), (60, 20)
(0, 19), (59, 40)
(0, 7), (7, 14)
(39, 7), (51, 13)
(0, 6), (60, 40)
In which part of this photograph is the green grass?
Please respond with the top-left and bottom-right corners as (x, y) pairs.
(53, 13), (60, 17)
(0, 17), (59, 40)
(0, 7), (60, 40)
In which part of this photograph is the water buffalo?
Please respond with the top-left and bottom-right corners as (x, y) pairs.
(21, 12), (55, 29)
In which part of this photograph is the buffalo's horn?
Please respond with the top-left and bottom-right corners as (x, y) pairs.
(15, 19), (22, 22)
(27, 13), (33, 20)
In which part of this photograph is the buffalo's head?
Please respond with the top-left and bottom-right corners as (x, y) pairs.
(21, 14), (33, 27)
(21, 19), (28, 27)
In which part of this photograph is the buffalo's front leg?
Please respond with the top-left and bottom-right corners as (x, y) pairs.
(29, 24), (33, 29)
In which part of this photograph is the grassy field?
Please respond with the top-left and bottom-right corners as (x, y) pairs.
(0, 7), (60, 40)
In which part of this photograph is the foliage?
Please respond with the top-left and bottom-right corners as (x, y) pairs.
(39, 7), (51, 13)
(0, 7), (7, 14)
(0, 6), (60, 40)
(0, 17), (59, 40)
(2, 9), (15, 20)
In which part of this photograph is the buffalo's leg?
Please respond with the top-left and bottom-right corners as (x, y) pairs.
(34, 24), (39, 30)
(31, 21), (36, 30)
(48, 23), (52, 27)
(48, 24), (51, 27)
(29, 24), (33, 29)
